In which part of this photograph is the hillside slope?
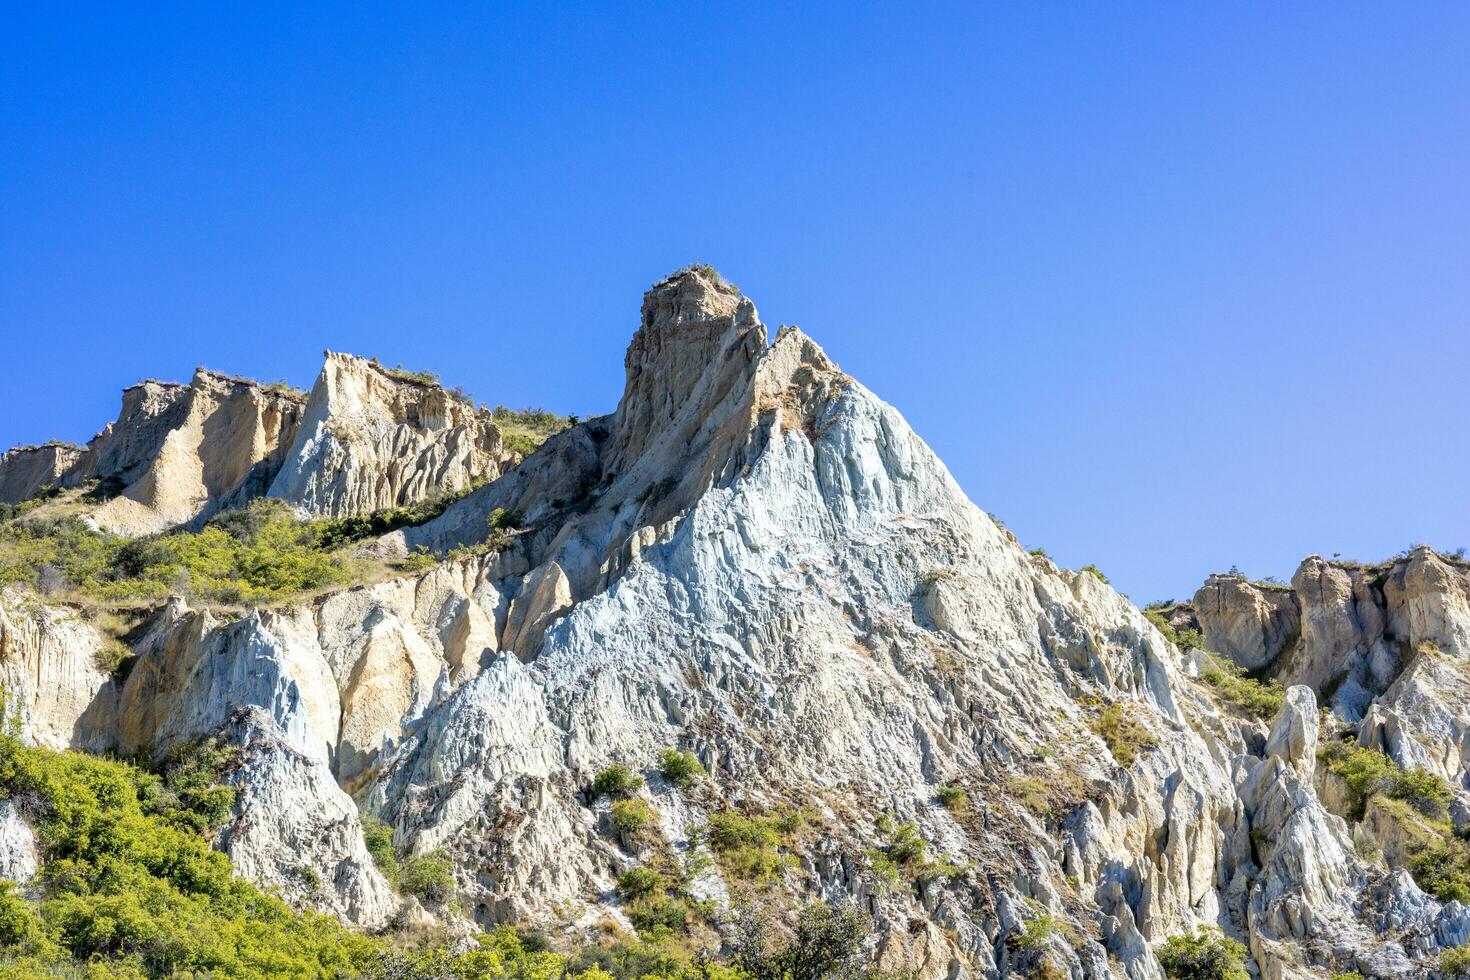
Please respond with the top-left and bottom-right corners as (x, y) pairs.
(1, 267), (1468, 980)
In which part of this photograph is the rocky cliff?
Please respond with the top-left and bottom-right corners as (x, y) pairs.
(0, 353), (520, 534)
(267, 352), (517, 518)
(1, 267), (1468, 979)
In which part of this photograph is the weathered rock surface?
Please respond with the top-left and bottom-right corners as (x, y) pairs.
(0, 353), (522, 535)
(1192, 573), (1299, 671)
(4, 268), (1469, 975)
(1188, 549), (1470, 790)
(215, 707), (400, 927)
(0, 589), (115, 751)
(0, 442), (83, 505)
(267, 352), (516, 518)
(0, 799), (37, 884)
(0, 372), (307, 534)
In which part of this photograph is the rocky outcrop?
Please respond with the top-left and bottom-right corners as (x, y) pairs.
(88, 371), (305, 534)
(1192, 573), (1300, 671)
(0, 353), (521, 533)
(267, 352), (515, 518)
(0, 372), (308, 535)
(6, 267), (1470, 975)
(0, 442), (82, 505)
(216, 707), (399, 927)
(1191, 550), (1470, 719)
(0, 590), (115, 751)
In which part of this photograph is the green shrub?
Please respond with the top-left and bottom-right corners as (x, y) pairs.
(1157, 927), (1250, 980)
(94, 637), (137, 680)
(377, 361), (440, 386)
(1091, 703), (1158, 767)
(0, 726), (379, 977)
(1200, 655), (1285, 720)
(395, 547), (437, 573)
(1009, 910), (1061, 952)
(592, 763), (644, 798)
(137, 737), (239, 834)
(360, 816), (398, 885)
(703, 810), (800, 884)
(731, 902), (866, 980)
(487, 507), (521, 530)
(0, 880), (46, 950)
(1143, 607), (1204, 650)
(936, 784), (968, 812)
(882, 818), (927, 865)
(1080, 564), (1109, 584)
(611, 797), (654, 833)
(1442, 944), (1470, 979)
(1408, 838), (1470, 903)
(367, 926), (581, 980)
(616, 866), (664, 900)
(490, 407), (573, 456)
(658, 749), (705, 789)
(399, 850), (455, 904)
(866, 849), (902, 889)
(1318, 741), (1453, 821)
(293, 865), (322, 892)
(627, 894), (691, 939)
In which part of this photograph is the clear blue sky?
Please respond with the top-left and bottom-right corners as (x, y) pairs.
(3, 3), (1467, 603)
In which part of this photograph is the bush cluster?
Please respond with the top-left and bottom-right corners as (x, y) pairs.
(1199, 655), (1285, 719)
(592, 764), (645, 799)
(866, 816), (961, 889)
(1317, 740), (1452, 821)
(657, 750), (705, 790)
(491, 406), (574, 458)
(0, 716), (378, 977)
(1143, 605), (1205, 650)
(1157, 927), (1250, 980)
(0, 501), (356, 606)
(1091, 703), (1158, 767)
(702, 810), (802, 884)
(1318, 741), (1469, 903)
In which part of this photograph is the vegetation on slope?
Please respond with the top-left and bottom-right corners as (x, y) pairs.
(0, 481), (522, 609)
(491, 407), (574, 458)
(1142, 603), (1205, 651)
(1318, 738), (1470, 902)
(0, 705), (377, 977)
(1157, 927), (1250, 980)
(0, 500), (358, 607)
(0, 709), (891, 979)
(1197, 655), (1284, 720)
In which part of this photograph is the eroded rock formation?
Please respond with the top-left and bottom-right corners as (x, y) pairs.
(2, 267), (1468, 977)
(268, 352), (517, 518)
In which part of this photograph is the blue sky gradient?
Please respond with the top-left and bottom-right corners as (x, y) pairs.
(3, 3), (1467, 602)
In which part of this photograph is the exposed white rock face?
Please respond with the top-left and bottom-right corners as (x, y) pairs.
(216, 707), (399, 927)
(79, 371), (305, 535)
(118, 600), (341, 764)
(0, 800), (38, 884)
(109, 600), (400, 925)
(8, 268), (1470, 975)
(0, 442), (83, 505)
(268, 352), (516, 518)
(362, 269), (1251, 974)
(1360, 649), (1470, 787)
(0, 589), (115, 751)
